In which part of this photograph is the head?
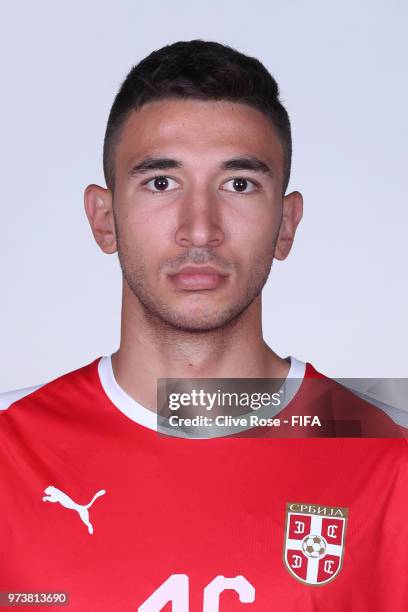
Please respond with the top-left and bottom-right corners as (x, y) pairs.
(85, 40), (303, 332)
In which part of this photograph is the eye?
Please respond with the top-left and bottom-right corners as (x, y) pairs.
(143, 175), (179, 192)
(221, 177), (258, 194)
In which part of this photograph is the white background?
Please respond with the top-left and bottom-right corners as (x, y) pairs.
(1, 0), (407, 391)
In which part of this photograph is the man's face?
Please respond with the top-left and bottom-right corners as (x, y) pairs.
(95, 99), (300, 332)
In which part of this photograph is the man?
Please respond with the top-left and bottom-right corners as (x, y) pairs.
(1, 40), (406, 611)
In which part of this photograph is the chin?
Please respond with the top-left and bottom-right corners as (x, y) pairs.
(133, 285), (255, 332)
(157, 303), (247, 333)
(168, 319), (227, 333)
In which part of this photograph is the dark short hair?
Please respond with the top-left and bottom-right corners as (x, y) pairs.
(103, 39), (292, 194)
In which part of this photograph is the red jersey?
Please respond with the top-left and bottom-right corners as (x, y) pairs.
(0, 356), (407, 611)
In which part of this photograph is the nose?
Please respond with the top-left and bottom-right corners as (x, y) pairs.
(175, 185), (225, 248)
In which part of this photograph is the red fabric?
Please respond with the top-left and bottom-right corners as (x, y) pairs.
(0, 358), (407, 610)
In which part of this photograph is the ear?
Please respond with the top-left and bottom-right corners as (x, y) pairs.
(274, 190), (303, 261)
(84, 184), (117, 254)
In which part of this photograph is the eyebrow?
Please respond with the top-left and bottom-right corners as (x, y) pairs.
(128, 155), (274, 177)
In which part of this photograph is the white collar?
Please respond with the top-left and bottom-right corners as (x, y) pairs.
(97, 354), (306, 433)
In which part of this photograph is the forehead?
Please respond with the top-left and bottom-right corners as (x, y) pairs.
(115, 98), (284, 173)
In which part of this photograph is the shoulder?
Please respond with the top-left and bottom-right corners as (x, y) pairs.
(0, 384), (45, 411)
(0, 357), (102, 414)
(304, 362), (408, 438)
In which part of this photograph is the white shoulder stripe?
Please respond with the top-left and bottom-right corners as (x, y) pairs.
(345, 388), (408, 428)
(336, 378), (408, 428)
(0, 384), (44, 411)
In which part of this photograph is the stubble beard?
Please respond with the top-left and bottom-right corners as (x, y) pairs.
(114, 215), (279, 334)
(116, 250), (276, 334)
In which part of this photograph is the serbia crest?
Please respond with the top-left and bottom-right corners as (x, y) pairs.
(283, 502), (348, 585)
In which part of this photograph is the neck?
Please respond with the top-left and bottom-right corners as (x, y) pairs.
(111, 284), (290, 411)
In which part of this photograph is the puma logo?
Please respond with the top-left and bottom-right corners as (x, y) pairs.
(42, 485), (106, 535)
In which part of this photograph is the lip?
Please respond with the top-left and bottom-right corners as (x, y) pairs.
(170, 265), (228, 276)
(168, 265), (228, 291)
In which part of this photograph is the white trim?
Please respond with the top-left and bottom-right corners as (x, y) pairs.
(287, 355), (306, 380)
(341, 388), (408, 428)
(98, 356), (158, 431)
(0, 384), (44, 411)
(98, 355), (306, 433)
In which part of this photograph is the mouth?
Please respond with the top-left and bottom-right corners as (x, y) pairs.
(167, 265), (229, 291)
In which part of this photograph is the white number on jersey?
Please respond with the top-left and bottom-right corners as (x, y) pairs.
(138, 574), (255, 611)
